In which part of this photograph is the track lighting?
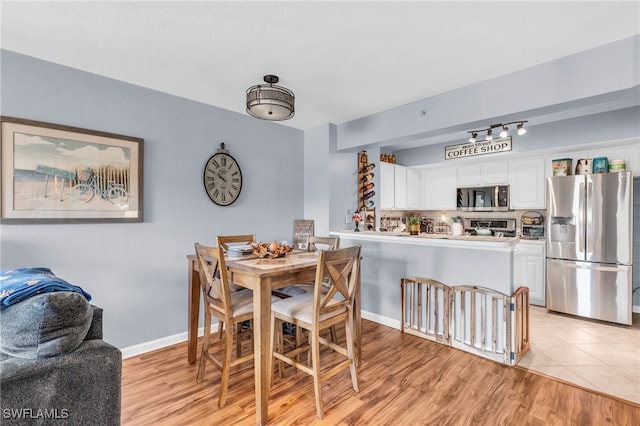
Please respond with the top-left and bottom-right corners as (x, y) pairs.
(466, 120), (528, 143)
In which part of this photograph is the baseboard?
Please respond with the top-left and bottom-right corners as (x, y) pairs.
(120, 310), (398, 359)
(121, 323), (219, 359)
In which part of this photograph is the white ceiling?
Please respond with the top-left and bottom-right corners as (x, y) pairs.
(1, 1), (639, 132)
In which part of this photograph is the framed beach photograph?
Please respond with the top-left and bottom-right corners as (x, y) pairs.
(1, 116), (143, 223)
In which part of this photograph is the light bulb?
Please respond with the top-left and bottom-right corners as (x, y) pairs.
(499, 126), (508, 138)
(485, 129), (493, 141)
(517, 123), (526, 135)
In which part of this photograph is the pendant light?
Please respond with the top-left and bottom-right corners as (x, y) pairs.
(246, 75), (295, 121)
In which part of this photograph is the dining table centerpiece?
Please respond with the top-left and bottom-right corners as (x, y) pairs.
(251, 241), (293, 258)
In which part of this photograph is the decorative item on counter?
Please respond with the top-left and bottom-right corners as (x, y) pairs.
(592, 157), (608, 173)
(252, 241), (293, 258)
(609, 159), (626, 172)
(552, 158), (572, 176)
(407, 215), (421, 235)
(575, 158), (592, 175)
(451, 216), (463, 236)
(352, 211), (362, 232)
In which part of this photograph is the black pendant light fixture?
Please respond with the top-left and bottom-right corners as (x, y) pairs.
(246, 75), (295, 121)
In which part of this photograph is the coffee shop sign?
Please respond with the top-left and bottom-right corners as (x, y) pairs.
(445, 137), (512, 160)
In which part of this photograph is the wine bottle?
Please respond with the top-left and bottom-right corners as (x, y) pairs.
(359, 172), (374, 183)
(359, 163), (375, 174)
(362, 190), (375, 200)
(359, 182), (374, 193)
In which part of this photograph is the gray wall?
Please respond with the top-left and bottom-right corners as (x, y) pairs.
(0, 50), (304, 348)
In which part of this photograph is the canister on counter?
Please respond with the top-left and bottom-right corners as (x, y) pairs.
(552, 158), (572, 176)
(609, 159), (626, 172)
(592, 157), (608, 173)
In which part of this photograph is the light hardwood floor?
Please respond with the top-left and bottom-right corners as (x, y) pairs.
(121, 320), (640, 425)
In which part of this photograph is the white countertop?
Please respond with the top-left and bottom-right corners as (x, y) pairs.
(331, 230), (520, 251)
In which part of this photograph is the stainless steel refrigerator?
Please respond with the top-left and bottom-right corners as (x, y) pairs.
(546, 172), (633, 325)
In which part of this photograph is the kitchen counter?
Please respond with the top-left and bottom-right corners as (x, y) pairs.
(330, 230), (521, 329)
(332, 230), (519, 250)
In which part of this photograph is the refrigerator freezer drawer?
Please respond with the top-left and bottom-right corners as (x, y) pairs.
(546, 259), (632, 325)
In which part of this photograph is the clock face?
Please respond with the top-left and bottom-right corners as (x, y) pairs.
(203, 152), (243, 206)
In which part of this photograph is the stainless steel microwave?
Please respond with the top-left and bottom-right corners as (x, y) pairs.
(457, 185), (510, 211)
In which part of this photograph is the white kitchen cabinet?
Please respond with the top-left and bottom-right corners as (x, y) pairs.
(380, 162), (395, 209)
(421, 167), (457, 210)
(509, 158), (545, 209)
(456, 161), (508, 187)
(394, 165), (408, 209)
(380, 162), (413, 210)
(515, 240), (546, 306)
(406, 167), (421, 209)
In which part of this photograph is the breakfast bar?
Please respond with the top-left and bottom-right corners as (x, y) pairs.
(330, 230), (529, 365)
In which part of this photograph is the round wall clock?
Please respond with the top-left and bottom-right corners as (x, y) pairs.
(203, 143), (243, 206)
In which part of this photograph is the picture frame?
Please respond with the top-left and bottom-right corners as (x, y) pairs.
(293, 219), (314, 250)
(1, 116), (143, 223)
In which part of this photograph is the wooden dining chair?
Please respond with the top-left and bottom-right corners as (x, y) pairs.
(216, 234), (256, 253)
(270, 245), (361, 419)
(276, 235), (339, 296)
(215, 234), (257, 338)
(274, 235), (340, 347)
(194, 242), (277, 408)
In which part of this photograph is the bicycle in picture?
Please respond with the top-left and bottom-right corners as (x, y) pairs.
(70, 167), (128, 205)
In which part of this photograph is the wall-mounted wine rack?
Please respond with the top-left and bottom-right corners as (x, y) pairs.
(357, 151), (375, 231)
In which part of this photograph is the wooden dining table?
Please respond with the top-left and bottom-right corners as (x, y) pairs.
(186, 251), (361, 425)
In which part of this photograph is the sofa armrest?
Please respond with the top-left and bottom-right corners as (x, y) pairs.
(0, 339), (121, 425)
(85, 305), (103, 340)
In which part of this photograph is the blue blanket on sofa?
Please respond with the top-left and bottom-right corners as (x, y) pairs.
(0, 267), (91, 311)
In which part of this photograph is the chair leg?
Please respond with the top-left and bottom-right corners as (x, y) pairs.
(218, 320), (225, 339)
(197, 314), (212, 383)
(329, 325), (337, 343)
(345, 314), (359, 393)
(235, 322), (242, 358)
(218, 322), (234, 408)
(310, 328), (324, 419)
(269, 314), (278, 386)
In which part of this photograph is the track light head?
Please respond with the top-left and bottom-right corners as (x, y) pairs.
(499, 126), (508, 138)
(517, 123), (527, 135)
(468, 132), (477, 143)
(485, 129), (493, 141)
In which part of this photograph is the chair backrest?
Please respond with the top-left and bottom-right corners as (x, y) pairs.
(194, 243), (233, 321)
(313, 245), (361, 320)
(216, 234), (256, 252)
(306, 235), (339, 252)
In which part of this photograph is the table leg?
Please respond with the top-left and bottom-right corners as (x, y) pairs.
(188, 258), (200, 365)
(253, 277), (271, 426)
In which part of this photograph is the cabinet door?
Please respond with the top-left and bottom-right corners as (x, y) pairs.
(406, 168), (421, 209)
(422, 167), (456, 210)
(515, 242), (546, 306)
(456, 164), (481, 187)
(481, 161), (508, 184)
(394, 165), (408, 209)
(380, 162), (395, 209)
(509, 158), (545, 209)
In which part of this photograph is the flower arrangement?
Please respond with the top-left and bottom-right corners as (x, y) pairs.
(352, 211), (362, 232)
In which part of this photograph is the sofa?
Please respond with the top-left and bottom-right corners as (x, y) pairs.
(0, 291), (122, 426)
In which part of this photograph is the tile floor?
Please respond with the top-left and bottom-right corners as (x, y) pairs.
(519, 306), (640, 404)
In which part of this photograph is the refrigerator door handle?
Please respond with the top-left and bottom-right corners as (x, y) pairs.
(577, 180), (586, 257)
(584, 179), (592, 257)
